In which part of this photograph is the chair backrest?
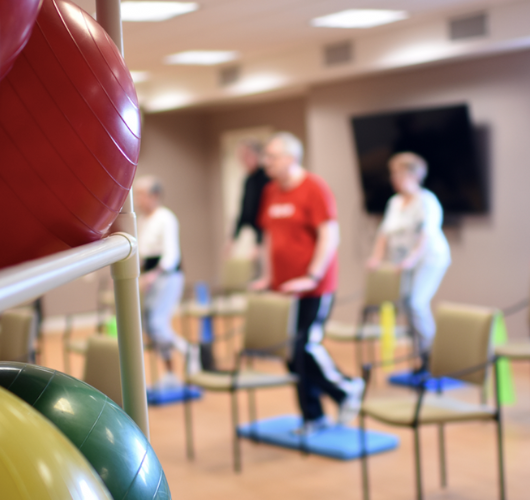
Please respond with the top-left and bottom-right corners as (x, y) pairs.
(0, 308), (37, 362)
(221, 259), (255, 293)
(430, 302), (495, 385)
(364, 265), (402, 307)
(243, 293), (298, 361)
(83, 336), (123, 406)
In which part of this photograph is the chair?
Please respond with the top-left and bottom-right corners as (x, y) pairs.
(95, 281), (162, 388)
(359, 303), (505, 500)
(83, 336), (123, 407)
(180, 258), (255, 366)
(181, 258), (254, 317)
(184, 292), (299, 472)
(325, 265), (410, 371)
(0, 308), (38, 363)
(494, 296), (530, 362)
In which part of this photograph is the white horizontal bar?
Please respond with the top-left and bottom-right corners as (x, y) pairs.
(0, 233), (136, 313)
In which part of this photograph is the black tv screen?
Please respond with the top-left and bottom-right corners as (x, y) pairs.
(351, 104), (488, 215)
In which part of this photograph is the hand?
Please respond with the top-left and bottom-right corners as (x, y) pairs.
(366, 256), (381, 270)
(249, 277), (270, 291)
(279, 276), (318, 294)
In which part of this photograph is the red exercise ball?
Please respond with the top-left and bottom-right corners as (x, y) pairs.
(0, 0), (42, 81)
(0, 0), (141, 270)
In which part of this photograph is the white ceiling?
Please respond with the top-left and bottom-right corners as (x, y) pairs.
(71, 0), (528, 110)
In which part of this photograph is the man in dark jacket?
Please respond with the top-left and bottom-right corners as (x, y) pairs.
(231, 139), (270, 250)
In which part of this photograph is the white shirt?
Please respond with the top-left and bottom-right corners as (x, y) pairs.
(137, 206), (181, 271)
(380, 188), (451, 267)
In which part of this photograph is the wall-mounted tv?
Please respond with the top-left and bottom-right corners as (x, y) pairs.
(351, 104), (488, 215)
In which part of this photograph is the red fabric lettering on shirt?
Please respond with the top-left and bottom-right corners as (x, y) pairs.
(258, 173), (338, 297)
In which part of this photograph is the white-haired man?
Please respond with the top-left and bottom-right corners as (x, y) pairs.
(135, 176), (200, 388)
(252, 132), (365, 433)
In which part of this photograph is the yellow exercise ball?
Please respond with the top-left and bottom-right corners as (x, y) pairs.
(0, 386), (113, 500)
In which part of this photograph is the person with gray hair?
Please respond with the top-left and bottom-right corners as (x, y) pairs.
(135, 176), (200, 388)
(252, 132), (365, 434)
(367, 152), (451, 372)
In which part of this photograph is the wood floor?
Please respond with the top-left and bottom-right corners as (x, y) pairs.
(39, 324), (530, 500)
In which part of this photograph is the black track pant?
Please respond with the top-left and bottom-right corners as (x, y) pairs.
(287, 294), (353, 422)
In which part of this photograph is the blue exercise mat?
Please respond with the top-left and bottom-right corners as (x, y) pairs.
(146, 386), (202, 406)
(388, 370), (467, 392)
(237, 415), (399, 461)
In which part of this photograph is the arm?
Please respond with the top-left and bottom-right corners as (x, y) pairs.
(366, 232), (387, 269)
(280, 220), (339, 294)
(232, 213), (244, 241)
(366, 196), (394, 269)
(249, 232), (272, 290)
(139, 213), (180, 291)
(233, 175), (252, 241)
(159, 214), (180, 272)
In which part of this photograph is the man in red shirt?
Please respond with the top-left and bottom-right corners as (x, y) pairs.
(253, 132), (365, 433)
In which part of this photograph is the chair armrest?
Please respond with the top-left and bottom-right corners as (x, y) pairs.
(239, 331), (306, 359)
(411, 356), (498, 386)
(240, 340), (292, 359)
(363, 352), (421, 373)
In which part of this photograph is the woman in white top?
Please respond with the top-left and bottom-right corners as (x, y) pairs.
(135, 176), (199, 388)
(367, 153), (451, 367)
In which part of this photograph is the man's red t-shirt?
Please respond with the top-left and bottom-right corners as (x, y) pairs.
(258, 172), (338, 297)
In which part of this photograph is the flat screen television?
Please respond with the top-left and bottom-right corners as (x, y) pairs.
(351, 104), (488, 215)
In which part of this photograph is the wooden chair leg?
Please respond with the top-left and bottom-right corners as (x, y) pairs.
(184, 390), (195, 461)
(413, 426), (424, 500)
(360, 412), (370, 500)
(438, 424), (447, 488)
(231, 390), (242, 473)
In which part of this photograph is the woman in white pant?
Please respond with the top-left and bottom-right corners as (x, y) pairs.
(367, 153), (451, 371)
(135, 176), (199, 388)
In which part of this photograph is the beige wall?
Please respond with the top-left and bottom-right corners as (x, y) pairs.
(136, 110), (214, 285)
(307, 50), (530, 335)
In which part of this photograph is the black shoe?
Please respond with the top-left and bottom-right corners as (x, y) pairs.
(199, 343), (216, 372)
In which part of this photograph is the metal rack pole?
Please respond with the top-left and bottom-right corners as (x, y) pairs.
(96, 0), (149, 439)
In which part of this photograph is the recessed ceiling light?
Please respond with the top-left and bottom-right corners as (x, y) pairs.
(121, 2), (198, 22)
(130, 71), (150, 83)
(312, 9), (408, 29)
(145, 91), (193, 112)
(230, 74), (287, 95)
(163, 51), (238, 65)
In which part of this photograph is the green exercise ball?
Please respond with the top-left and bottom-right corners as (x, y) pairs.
(0, 385), (113, 500)
(0, 362), (171, 500)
